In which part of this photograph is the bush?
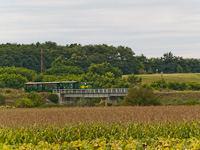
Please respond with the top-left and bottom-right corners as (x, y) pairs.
(124, 86), (160, 106)
(77, 98), (100, 107)
(15, 98), (34, 108)
(107, 103), (113, 106)
(187, 82), (200, 90)
(167, 81), (187, 91)
(48, 93), (59, 103)
(5, 89), (12, 93)
(27, 92), (45, 107)
(0, 94), (6, 105)
(150, 79), (167, 90)
(176, 100), (200, 106)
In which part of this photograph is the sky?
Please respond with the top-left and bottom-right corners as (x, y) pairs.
(0, 0), (200, 58)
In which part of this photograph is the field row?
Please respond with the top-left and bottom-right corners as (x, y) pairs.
(0, 106), (200, 126)
(0, 122), (200, 144)
(1, 137), (200, 150)
(0, 122), (199, 149)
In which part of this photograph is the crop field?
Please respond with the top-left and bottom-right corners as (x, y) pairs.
(0, 106), (200, 149)
(0, 106), (200, 126)
(123, 73), (200, 84)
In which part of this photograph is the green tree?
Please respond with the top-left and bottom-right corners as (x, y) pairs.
(88, 62), (122, 78)
(127, 75), (142, 87)
(124, 86), (160, 106)
(176, 65), (183, 73)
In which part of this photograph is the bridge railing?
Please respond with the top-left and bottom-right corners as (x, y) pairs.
(53, 88), (129, 94)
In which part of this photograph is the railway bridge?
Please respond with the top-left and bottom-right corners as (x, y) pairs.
(53, 88), (129, 105)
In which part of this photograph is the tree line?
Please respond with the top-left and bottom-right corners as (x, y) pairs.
(1, 42), (200, 74)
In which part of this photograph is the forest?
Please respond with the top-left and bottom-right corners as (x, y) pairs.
(1, 41), (200, 74)
(1, 41), (200, 90)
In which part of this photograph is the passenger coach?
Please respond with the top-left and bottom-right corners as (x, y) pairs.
(24, 81), (92, 92)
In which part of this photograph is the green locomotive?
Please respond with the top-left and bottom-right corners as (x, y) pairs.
(24, 81), (92, 92)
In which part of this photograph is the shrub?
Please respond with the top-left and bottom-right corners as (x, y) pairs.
(124, 86), (160, 106)
(175, 100), (200, 106)
(150, 79), (167, 90)
(0, 94), (6, 105)
(167, 81), (187, 91)
(77, 98), (100, 107)
(187, 82), (200, 90)
(15, 98), (34, 108)
(5, 89), (12, 93)
(27, 92), (45, 107)
(47, 93), (59, 103)
(107, 103), (113, 106)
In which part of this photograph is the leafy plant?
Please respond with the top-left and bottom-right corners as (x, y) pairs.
(47, 93), (58, 103)
(15, 98), (34, 108)
(27, 92), (45, 107)
(124, 86), (160, 106)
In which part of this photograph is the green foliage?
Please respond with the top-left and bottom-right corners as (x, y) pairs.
(0, 66), (36, 81)
(149, 80), (200, 91)
(127, 75), (142, 87)
(176, 64), (183, 73)
(0, 73), (28, 89)
(45, 66), (84, 75)
(27, 92), (45, 107)
(1, 121), (200, 146)
(175, 100), (200, 105)
(33, 74), (44, 82)
(1, 43), (200, 74)
(149, 79), (167, 90)
(15, 98), (34, 108)
(107, 103), (113, 106)
(187, 82), (200, 90)
(95, 99), (105, 106)
(124, 86), (160, 106)
(42, 75), (58, 82)
(5, 89), (12, 93)
(0, 94), (6, 105)
(47, 93), (58, 103)
(77, 98), (100, 107)
(88, 62), (122, 78)
(81, 72), (129, 88)
(167, 81), (187, 91)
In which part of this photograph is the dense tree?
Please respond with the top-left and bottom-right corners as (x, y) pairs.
(0, 42), (200, 75)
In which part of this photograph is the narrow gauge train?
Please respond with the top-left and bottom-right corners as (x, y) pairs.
(24, 81), (92, 92)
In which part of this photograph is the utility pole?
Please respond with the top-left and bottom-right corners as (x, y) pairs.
(41, 49), (44, 73)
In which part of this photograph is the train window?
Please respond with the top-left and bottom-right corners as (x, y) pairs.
(45, 83), (57, 87)
(27, 84), (37, 87)
(38, 84), (42, 87)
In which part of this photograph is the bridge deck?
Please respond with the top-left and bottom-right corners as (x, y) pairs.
(53, 88), (129, 95)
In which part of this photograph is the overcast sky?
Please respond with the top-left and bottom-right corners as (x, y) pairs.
(1, 0), (200, 58)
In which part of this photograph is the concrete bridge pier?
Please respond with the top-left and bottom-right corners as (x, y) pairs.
(56, 93), (76, 105)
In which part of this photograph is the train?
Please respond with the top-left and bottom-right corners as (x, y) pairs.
(24, 81), (92, 92)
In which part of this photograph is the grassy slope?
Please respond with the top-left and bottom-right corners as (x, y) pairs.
(123, 73), (200, 84)
(155, 91), (200, 105)
(0, 88), (28, 105)
(0, 88), (49, 106)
